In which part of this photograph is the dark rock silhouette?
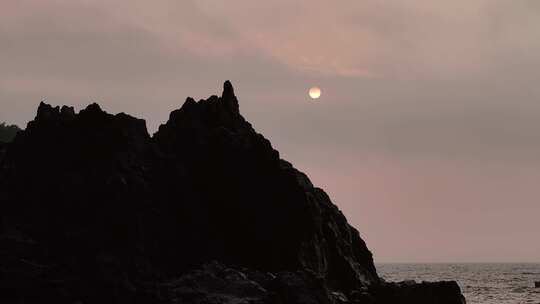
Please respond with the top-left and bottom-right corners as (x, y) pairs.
(0, 122), (21, 143)
(535, 281), (540, 288)
(0, 82), (465, 303)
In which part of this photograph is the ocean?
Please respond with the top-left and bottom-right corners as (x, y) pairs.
(377, 263), (540, 304)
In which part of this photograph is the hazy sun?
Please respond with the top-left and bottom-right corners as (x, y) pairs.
(309, 87), (321, 99)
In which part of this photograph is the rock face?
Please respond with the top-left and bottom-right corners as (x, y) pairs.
(0, 82), (465, 303)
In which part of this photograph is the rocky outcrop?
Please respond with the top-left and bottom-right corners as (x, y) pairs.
(371, 281), (466, 304)
(0, 81), (465, 303)
(150, 81), (377, 289)
(0, 122), (21, 143)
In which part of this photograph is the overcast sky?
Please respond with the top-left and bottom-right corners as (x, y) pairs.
(2, 0), (539, 263)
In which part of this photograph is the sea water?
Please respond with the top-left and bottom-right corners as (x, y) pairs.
(377, 263), (540, 304)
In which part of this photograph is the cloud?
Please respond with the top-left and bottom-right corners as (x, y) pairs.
(3, 0), (539, 153)
(1, 0), (540, 262)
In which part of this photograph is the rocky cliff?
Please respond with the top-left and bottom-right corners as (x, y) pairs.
(0, 82), (465, 303)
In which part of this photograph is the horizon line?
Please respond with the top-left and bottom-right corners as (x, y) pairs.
(375, 261), (540, 264)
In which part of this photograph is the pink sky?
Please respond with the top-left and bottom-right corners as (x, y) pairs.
(1, 0), (539, 262)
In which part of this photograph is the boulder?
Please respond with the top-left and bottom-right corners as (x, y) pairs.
(370, 281), (467, 304)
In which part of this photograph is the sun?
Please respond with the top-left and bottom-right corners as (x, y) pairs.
(309, 87), (321, 99)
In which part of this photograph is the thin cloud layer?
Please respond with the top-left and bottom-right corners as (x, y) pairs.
(1, 0), (539, 262)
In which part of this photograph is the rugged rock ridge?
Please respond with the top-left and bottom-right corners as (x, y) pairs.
(0, 82), (465, 303)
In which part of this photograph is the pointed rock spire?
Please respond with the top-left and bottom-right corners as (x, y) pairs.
(221, 80), (239, 114)
(222, 80), (235, 99)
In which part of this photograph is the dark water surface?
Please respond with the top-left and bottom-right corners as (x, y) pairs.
(378, 263), (540, 304)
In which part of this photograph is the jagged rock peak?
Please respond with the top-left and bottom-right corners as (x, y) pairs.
(221, 80), (239, 114)
(36, 101), (60, 121)
(223, 80), (235, 97)
(180, 97), (197, 110)
(159, 81), (248, 137)
(33, 102), (144, 126)
(177, 80), (238, 114)
(60, 105), (75, 118)
(23, 101), (150, 151)
(79, 102), (104, 115)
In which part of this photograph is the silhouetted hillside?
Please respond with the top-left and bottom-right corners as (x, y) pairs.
(0, 82), (465, 303)
(0, 122), (20, 143)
